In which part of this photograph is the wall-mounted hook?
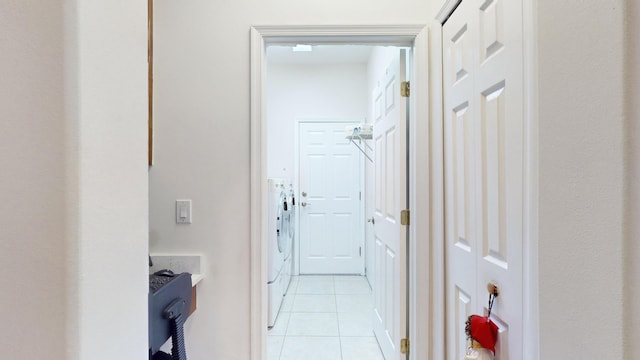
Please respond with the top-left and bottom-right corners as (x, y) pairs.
(486, 283), (499, 318)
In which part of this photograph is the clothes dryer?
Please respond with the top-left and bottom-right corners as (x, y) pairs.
(267, 178), (288, 328)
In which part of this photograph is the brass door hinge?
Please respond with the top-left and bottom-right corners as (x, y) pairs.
(401, 81), (410, 97)
(400, 338), (410, 354)
(400, 209), (410, 226)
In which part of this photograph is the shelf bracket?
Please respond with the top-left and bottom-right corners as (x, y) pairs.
(347, 129), (373, 163)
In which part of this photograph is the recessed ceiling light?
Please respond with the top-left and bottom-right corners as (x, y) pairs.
(292, 44), (312, 52)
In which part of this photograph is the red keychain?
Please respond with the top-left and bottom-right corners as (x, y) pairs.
(463, 285), (499, 360)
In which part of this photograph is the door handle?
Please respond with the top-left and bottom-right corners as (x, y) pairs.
(367, 217), (375, 225)
(301, 202), (311, 207)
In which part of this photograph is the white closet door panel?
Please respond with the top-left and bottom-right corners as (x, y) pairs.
(444, 0), (525, 358)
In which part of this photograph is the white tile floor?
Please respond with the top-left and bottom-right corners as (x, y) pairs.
(268, 275), (384, 360)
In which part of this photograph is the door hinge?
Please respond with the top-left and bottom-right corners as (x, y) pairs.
(359, 246), (362, 257)
(400, 209), (410, 226)
(401, 81), (410, 97)
(401, 338), (410, 354)
(359, 191), (362, 201)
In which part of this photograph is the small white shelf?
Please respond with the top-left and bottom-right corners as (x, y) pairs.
(345, 133), (373, 140)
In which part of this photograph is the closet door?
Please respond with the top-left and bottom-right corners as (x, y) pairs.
(443, 0), (525, 358)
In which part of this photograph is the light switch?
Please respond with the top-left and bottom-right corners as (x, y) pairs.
(176, 199), (192, 224)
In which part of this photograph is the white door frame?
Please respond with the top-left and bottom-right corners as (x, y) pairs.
(429, 1), (539, 359)
(250, 25), (430, 360)
(294, 118), (366, 276)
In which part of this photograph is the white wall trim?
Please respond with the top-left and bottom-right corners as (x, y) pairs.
(522, 0), (540, 358)
(250, 26), (268, 360)
(427, 18), (446, 360)
(295, 118), (362, 123)
(250, 24), (429, 360)
(253, 24), (426, 45)
(409, 26), (431, 360)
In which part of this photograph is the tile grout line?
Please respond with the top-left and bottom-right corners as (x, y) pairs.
(333, 276), (345, 360)
(278, 276), (296, 360)
(279, 292), (292, 359)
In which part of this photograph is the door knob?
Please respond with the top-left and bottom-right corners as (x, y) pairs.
(301, 202), (311, 207)
(302, 191), (307, 197)
(367, 217), (375, 225)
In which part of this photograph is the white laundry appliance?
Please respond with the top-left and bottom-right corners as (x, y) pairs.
(282, 184), (296, 295)
(267, 178), (290, 328)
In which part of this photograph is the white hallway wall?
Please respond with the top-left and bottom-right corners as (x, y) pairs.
(150, 1), (634, 360)
(1, 0), (148, 359)
(266, 62), (368, 180)
(68, 1), (149, 358)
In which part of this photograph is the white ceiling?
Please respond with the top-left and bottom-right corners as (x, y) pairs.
(266, 45), (374, 65)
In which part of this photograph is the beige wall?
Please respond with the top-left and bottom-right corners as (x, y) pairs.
(537, 1), (625, 358)
(0, 1), (67, 357)
(625, 0), (640, 357)
(0, 0), (149, 358)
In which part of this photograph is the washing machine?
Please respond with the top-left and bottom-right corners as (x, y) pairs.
(282, 184), (296, 295)
(267, 178), (289, 328)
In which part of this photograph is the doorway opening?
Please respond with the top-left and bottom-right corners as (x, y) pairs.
(250, 25), (431, 360)
(266, 44), (406, 360)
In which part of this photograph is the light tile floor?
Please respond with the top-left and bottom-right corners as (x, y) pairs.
(268, 275), (384, 360)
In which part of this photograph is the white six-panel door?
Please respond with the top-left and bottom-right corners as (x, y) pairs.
(299, 122), (364, 274)
(372, 50), (408, 360)
(443, 0), (524, 358)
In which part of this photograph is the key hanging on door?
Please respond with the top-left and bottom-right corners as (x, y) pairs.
(463, 284), (500, 359)
(487, 283), (498, 318)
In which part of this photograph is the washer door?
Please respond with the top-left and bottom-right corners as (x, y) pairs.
(287, 191), (295, 246)
(276, 192), (288, 254)
(282, 199), (293, 259)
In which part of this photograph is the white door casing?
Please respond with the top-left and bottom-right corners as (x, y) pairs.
(372, 50), (408, 360)
(250, 25), (431, 360)
(443, 0), (524, 359)
(299, 121), (364, 275)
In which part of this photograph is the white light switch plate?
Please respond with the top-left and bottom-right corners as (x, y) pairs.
(176, 199), (192, 224)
